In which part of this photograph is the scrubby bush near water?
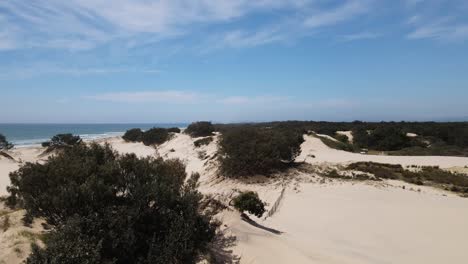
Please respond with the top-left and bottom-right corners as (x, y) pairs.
(185, 122), (215, 138)
(0, 133), (14, 150)
(41, 134), (82, 152)
(122, 127), (179, 146)
(7, 143), (216, 264)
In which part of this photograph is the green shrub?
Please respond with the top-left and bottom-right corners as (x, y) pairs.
(122, 128), (143, 142)
(7, 143), (215, 264)
(185, 122), (215, 138)
(167, 127), (181, 133)
(317, 135), (355, 152)
(141, 128), (170, 146)
(335, 134), (349, 143)
(41, 134), (82, 149)
(219, 127), (303, 177)
(233, 191), (265, 218)
(194, 137), (213, 148)
(0, 133), (14, 150)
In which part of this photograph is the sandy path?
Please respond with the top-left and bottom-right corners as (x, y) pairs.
(297, 135), (468, 168)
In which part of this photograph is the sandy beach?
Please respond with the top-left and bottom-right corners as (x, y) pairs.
(2, 133), (468, 263)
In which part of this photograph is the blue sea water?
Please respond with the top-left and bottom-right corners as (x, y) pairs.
(0, 124), (187, 148)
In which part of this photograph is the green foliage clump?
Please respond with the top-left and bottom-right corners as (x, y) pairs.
(194, 137), (213, 148)
(122, 128), (143, 142)
(141, 128), (171, 146)
(185, 122), (215, 138)
(7, 143), (216, 264)
(123, 127), (176, 146)
(41, 134), (82, 150)
(233, 191), (266, 218)
(335, 134), (349, 143)
(219, 127), (303, 177)
(347, 162), (468, 193)
(316, 134), (355, 152)
(0, 133), (14, 150)
(167, 127), (181, 133)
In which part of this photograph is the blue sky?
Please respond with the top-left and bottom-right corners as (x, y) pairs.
(1, 0), (468, 123)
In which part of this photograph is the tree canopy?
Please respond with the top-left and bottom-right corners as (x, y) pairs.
(7, 143), (215, 264)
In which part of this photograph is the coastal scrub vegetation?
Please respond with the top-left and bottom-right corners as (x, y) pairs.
(219, 126), (304, 177)
(7, 143), (216, 264)
(123, 127), (179, 146)
(185, 122), (215, 138)
(347, 162), (468, 194)
(122, 128), (143, 142)
(41, 134), (82, 152)
(0, 133), (14, 150)
(194, 137), (213, 148)
(216, 121), (468, 156)
(233, 191), (266, 218)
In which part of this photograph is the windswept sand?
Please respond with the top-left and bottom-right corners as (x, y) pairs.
(297, 134), (468, 169)
(2, 133), (468, 264)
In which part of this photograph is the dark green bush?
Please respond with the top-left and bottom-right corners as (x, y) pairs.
(167, 127), (181, 133)
(0, 133), (13, 150)
(233, 191), (265, 218)
(219, 127), (303, 177)
(122, 128), (143, 142)
(194, 137), (213, 148)
(141, 128), (170, 146)
(335, 134), (349, 143)
(185, 122), (215, 138)
(41, 134), (82, 149)
(7, 143), (215, 264)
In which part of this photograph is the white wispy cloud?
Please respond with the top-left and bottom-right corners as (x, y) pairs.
(85, 90), (202, 103)
(0, 0), (375, 51)
(407, 17), (468, 42)
(303, 0), (371, 29)
(340, 31), (381, 41)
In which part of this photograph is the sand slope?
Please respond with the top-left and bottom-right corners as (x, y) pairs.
(297, 135), (468, 168)
(1, 133), (468, 263)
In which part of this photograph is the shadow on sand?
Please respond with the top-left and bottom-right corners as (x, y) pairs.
(241, 214), (283, 235)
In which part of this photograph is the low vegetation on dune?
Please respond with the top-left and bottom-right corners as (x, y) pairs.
(194, 137), (213, 148)
(7, 143), (216, 264)
(185, 122), (215, 138)
(233, 191), (266, 218)
(123, 127), (179, 146)
(0, 133), (14, 150)
(122, 128), (143, 142)
(219, 126), (304, 177)
(41, 134), (82, 152)
(347, 162), (468, 194)
(216, 121), (468, 156)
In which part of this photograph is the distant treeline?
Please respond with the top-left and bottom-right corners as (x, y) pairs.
(215, 121), (468, 156)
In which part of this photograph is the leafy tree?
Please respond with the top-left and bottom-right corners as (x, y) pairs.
(7, 143), (216, 264)
(141, 128), (170, 146)
(122, 128), (143, 142)
(185, 122), (215, 138)
(0, 133), (13, 150)
(219, 127), (303, 177)
(233, 191), (265, 218)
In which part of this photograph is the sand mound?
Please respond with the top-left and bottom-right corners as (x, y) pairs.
(297, 135), (468, 168)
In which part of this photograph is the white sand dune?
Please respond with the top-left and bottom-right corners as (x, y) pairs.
(297, 134), (468, 169)
(2, 133), (468, 264)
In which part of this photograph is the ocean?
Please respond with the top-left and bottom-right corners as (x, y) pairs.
(0, 123), (187, 148)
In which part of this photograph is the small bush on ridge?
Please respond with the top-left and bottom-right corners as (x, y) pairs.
(233, 191), (266, 218)
(0, 133), (14, 150)
(185, 122), (215, 138)
(122, 128), (143, 142)
(194, 137), (213, 148)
